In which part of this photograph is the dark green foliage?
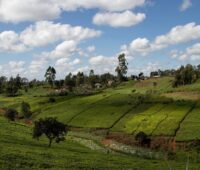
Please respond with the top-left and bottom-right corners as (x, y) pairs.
(76, 72), (85, 87)
(4, 108), (18, 121)
(48, 97), (56, 103)
(115, 53), (128, 81)
(33, 117), (68, 147)
(45, 66), (56, 88)
(135, 131), (151, 147)
(173, 64), (199, 87)
(21, 101), (31, 119)
(0, 76), (7, 93)
(65, 73), (75, 91)
(6, 77), (19, 96)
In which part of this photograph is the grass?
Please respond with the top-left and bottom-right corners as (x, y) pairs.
(112, 104), (165, 134)
(1, 77), (200, 169)
(69, 93), (136, 128)
(153, 105), (192, 136)
(2, 116), (199, 170)
(176, 103), (200, 141)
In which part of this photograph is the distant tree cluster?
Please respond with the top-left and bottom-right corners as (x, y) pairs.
(173, 64), (200, 87)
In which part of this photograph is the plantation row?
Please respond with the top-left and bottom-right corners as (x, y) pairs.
(1, 86), (200, 142)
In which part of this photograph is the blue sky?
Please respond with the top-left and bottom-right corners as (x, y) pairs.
(0, 0), (200, 79)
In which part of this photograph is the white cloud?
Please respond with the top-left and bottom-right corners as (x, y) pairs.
(49, 40), (77, 59)
(59, 0), (146, 12)
(0, 21), (101, 54)
(89, 55), (117, 73)
(0, 0), (61, 23)
(0, 31), (27, 53)
(0, 0), (146, 23)
(20, 21), (101, 47)
(70, 58), (81, 65)
(180, 0), (192, 11)
(87, 46), (96, 52)
(122, 22), (200, 57)
(29, 58), (48, 74)
(176, 43), (200, 61)
(93, 10), (146, 27)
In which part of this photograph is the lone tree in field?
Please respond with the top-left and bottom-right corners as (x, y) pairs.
(115, 53), (128, 82)
(33, 117), (68, 147)
(45, 66), (56, 88)
(4, 108), (18, 121)
(21, 101), (32, 119)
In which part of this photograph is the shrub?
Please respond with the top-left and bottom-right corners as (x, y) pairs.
(21, 101), (32, 119)
(48, 97), (56, 103)
(135, 131), (151, 147)
(4, 108), (18, 121)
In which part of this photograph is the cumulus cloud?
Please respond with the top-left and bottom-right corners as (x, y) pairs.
(0, 31), (27, 53)
(174, 43), (200, 61)
(89, 55), (117, 73)
(0, 0), (60, 23)
(180, 0), (192, 11)
(20, 21), (101, 47)
(93, 11), (146, 27)
(122, 22), (200, 57)
(49, 40), (77, 59)
(0, 21), (101, 53)
(87, 46), (96, 52)
(0, 0), (146, 23)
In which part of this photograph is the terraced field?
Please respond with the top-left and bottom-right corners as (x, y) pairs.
(176, 103), (200, 141)
(2, 116), (198, 170)
(0, 77), (200, 142)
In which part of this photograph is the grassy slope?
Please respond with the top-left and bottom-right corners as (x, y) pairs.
(0, 77), (200, 141)
(1, 116), (197, 170)
(176, 102), (200, 141)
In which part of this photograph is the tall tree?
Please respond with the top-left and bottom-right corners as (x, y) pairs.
(45, 66), (56, 88)
(115, 53), (128, 82)
(89, 70), (95, 88)
(6, 77), (19, 96)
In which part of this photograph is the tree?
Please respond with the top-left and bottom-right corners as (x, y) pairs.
(6, 77), (19, 96)
(115, 53), (128, 82)
(45, 66), (56, 88)
(173, 64), (198, 87)
(33, 117), (68, 147)
(89, 69), (95, 88)
(0, 76), (7, 93)
(65, 73), (75, 91)
(76, 72), (84, 87)
(138, 72), (144, 80)
(4, 108), (18, 121)
(21, 101), (31, 119)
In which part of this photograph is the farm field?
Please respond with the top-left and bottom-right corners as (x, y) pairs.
(176, 103), (200, 141)
(0, 77), (200, 141)
(2, 116), (199, 170)
(1, 77), (200, 169)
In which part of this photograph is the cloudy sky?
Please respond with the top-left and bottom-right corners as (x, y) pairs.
(0, 0), (199, 79)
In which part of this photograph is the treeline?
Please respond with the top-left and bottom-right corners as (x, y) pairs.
(0, 75), (44, 97)
(173, 64), (200, 87)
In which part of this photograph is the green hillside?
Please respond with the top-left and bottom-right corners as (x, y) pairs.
(1, 77), (200, 169)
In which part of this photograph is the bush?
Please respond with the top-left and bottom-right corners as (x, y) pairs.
(135, 131), (151, 147)
(21, 102), (32, 119)
(4, 108), (18, 121)
(48, 97), (56, 103)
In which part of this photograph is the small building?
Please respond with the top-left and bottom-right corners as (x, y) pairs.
(107, 80), (115, 86)
(95, 83), (102, 89)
